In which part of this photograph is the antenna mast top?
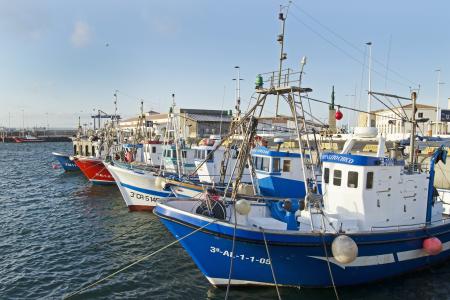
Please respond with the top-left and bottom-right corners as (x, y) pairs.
(275, 2), (292, 116)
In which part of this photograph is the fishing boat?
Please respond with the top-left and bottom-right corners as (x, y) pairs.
(106, 97), (192, 211)
(156, 93), (450, 289)
(52, 152), (79, 171)
(154, 9), (450, 289)
(106, 162), (172, 211)
(13, 135), (45, 143)
(73, 156), (115, 184)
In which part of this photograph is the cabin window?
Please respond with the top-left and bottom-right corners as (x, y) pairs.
(253, 156), (259, 168)
(333, 170), (342, 186)
(283, 160), (291, 172)
(262, 157), (270, 172)
(85, 145), (89, 156)
(182, 150), (187, 158)
(152, 146), (156, 154)
(163, 149), (167, 157)
(324, 168), (329, 184)
(418, 112), (423, 118)
(172, 150), (177, 158)
(253, 156), (269, 172)
(207, 150), (214, 161)
(366, 172), (374, 189)
(347, 171), (358, 188)
(272, 158), (281, 172)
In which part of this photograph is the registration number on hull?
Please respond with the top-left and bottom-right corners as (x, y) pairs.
(210, 246), (271, 265)
(129, 191), (158, 202)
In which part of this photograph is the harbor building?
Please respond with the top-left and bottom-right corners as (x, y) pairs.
(357, 97), (450, 137)
(119, 108), (232, 140)
(357, 103), (439, 138)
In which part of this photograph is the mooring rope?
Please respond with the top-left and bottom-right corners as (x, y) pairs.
(224, 208), (238, 300)
(261, 227), (281, 300)
(63, 219), (217, 299)
(320, 232), (340, 300)
(87, 220), (153, 250)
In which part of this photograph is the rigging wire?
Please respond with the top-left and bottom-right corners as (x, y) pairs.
(63, 219), (217, 299)
(291, 3), (419, 88)
(301, 95), (408, 122)
(288, 11), (414, 89)
(261, 227), (282, 300)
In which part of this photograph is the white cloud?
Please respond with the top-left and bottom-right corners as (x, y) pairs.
(70, 21), (91, 48)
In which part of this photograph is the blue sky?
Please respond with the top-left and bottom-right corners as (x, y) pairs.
(0, 0), (449, 128)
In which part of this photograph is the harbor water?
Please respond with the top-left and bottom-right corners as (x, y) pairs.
(1, 142), (450, 299)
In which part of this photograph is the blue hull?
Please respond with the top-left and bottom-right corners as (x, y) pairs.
(155, 203), (450, 287)
(52, 152), (79, 171)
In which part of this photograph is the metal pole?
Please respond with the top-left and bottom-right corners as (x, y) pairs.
(409, 92), (417, 168)
(436, 69), (441, 134)
(275, 10), (287, 116)
(366, 42), (372, 127)
(114, 90), (118, 125)
(235, 66), (241, 117)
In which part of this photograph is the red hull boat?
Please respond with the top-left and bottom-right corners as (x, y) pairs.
(13, 136), (45, 143)
(73, 157), (115, 184)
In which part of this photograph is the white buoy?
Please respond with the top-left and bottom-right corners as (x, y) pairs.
(331, 235), (358, 264)
(235, 199), (251, 215)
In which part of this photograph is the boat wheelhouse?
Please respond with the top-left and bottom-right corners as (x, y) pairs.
(193, 135), (251, 185)
(251, 146), (308, 197)
(162, 145), (195, 175)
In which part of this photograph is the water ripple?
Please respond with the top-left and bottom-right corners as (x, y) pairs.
(0, 142), (450, 299)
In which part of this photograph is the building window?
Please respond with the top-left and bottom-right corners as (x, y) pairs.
(272, 158), (281, 173)
(324, 168), (330, 184)
(333, 170), (342, 186)
(418, 112), (423, 118)
(152, 146), (156, 154)
(282, 160), (291, 172)
(348, 171), (358, 188)
(366, 172), (374, 189)
(182, 150), (187, 158)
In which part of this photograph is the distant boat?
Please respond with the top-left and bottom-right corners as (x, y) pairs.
(52, 152), (79, 171)
(13, 135), (45, 143)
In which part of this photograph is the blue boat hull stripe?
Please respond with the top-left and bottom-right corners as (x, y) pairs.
(120, 182), (171, 197)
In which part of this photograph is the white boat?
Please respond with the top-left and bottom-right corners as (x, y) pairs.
(106, 163), (171, 211)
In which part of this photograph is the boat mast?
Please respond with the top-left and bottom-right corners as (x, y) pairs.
(21, 109), (25, 137)
(275, 4), (290, 116)
(234, 66), (242, 118)
(435, 69), (443, 135)
(366, 42), (372, 127)
(113, 90), (118, 126)
(409, 91), (417, 168)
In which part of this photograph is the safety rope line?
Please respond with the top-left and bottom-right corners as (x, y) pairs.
(261, 227), (282, 300)
(63, 219), (217, 299)
(320, 232), (340, 300)
(87, 220), (153, 250)
(224, 204), (238, 300)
